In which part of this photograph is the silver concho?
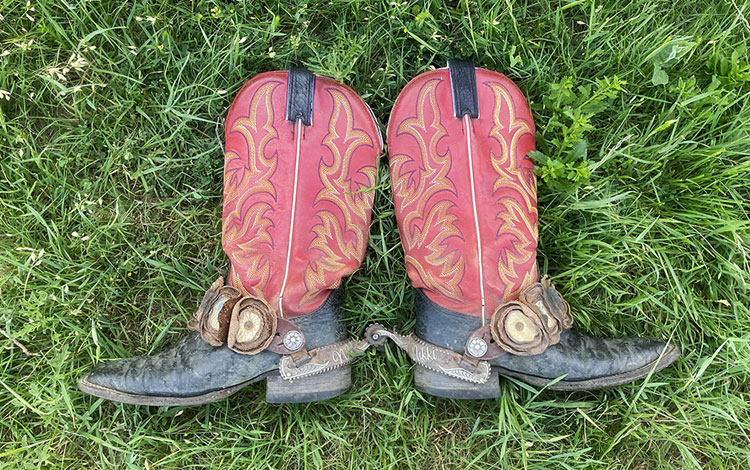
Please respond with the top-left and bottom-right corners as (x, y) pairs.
(467, 337), (488, 358)
(282, 330), (304, 351)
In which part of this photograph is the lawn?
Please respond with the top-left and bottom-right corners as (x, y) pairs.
(1, 0), (749, 468)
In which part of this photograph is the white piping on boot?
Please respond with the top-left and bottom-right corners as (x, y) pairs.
(278, 118), (304, 318)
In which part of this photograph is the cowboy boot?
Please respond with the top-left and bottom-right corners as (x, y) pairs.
(78, 67), (383, 405)
(385, 61), (679, 397)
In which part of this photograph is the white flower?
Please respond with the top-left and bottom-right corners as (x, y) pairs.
(0, 89), (9, 100)
(23, 248), (45, 268)
(68, 53), (88, 71)
(14, 39), (34, 50)
(136, 16), (157, 24)
(47, 66), (67, 82)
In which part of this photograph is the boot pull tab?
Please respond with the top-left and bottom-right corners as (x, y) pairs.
(448, 59), (479, 119)
(286, 66), (315, 126)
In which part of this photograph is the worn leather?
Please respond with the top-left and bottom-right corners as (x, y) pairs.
(448, 60), (479, 118)
(390, 64), (678, 386)
(286, 67), (315, 125)
(415, 289), (671, 381)
(387, 66), (537, 317)
(223, 69), (382, 317)
(84, 289), (348, 398)
(80, 69), (380, 400)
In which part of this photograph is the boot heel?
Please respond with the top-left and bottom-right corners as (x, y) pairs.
(265, 366), (352, 403)
(414, 365), (500, 399)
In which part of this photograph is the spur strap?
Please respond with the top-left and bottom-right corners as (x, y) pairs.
(188, 277), (310, 357)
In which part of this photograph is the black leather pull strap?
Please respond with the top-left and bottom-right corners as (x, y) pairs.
(447, 59), (479, 119)
(286, 67), (315, 126)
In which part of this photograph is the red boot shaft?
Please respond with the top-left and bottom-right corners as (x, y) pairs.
(388, 67), (537, 320)
(223, 72), (382, 318)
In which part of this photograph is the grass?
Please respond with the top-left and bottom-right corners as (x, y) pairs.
(1, 0), (749, 468)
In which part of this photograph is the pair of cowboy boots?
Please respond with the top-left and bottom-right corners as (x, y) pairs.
(78, 63), (679, 405)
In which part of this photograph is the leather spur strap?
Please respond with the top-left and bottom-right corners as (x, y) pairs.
(188, 277), (309, 357)
(462, 276), (573, 363)
(187, 278), (571, 384)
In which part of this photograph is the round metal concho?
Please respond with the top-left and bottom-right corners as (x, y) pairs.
(282, 330), (304, 351)
(467, 337), (488, 358)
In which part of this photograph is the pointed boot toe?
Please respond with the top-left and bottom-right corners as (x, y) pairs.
(413, 289), (680, 395)
(78, 332), (279, 406)
(493, 329), (681, 391)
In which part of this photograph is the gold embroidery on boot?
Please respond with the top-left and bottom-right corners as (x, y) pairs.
(487, 81), (538, 301)
(223, 81), (281, 298)
(302, 88), (376, 306)
(390, 78), (465, 301)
